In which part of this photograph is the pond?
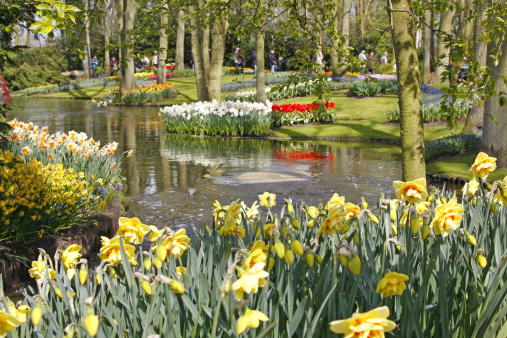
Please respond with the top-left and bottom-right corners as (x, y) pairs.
(11, 97), (410, 228)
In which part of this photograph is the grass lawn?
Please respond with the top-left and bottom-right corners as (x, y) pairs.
(426, 152), (507, 181)
(37, 86), (112, 99)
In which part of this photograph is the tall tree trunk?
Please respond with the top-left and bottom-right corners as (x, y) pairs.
(421, 4), (433, 84)
(157, 1), (169, 85)
(388, 0), (426, 180)
(337, 0), (351, 77)
(460, 0), (473, 42)
(462, 0), (487, 132)
(175, 9), (186, 70)
(430, 10), (436, 71)
(104, 0), (111, 77)
(436, 7), (456, 79)
(481, 9), (507, 167)
(255, 21), (267, 103)
(202, 26), (210, 77)
(83, 0), (91, 79)
(206, 16), (229, 100)
(121, 0), (136, 92)
(190, 7), (208, 101)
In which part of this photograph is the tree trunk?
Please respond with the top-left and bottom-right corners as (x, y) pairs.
(421, 4), (433, 84)
(206, 16), (229, 100)
(157, 1), (169, 85)
(255, 23), (267, 103)
(330, 5), (339, 77)
(481, 13), (507, 167)
(388, 0), (426, 180)
(190, 8), (208, 101)
(175, 9), (186, 70)
(104, 0), (111, 77)
(83, 0), (91, 79)
(337, 0), (351, 77)
(202, 26), (210, 77)
(121, 0), (136, 92)
(436, 7), (456, 79)
(462, 0), (487, 132)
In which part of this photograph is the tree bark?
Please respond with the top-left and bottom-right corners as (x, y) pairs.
(481, 10), (507, 167)
(330, 5), (340, 77)
(388, 0), (426, 180)
(175, 9), (186, 70)
(255, 21), (267, 103)
(104, 0), (111, 77)
(462, 0), (487, 132)
(421, 3), (433, 84)
(337, 0), (351, 77)
(435, 7), (456, 79)
(120, 0), (136, 92)
(190, 6), (208, 101)
(83, 0), (91, 79)
(157, 1), (169, 84)
(206, 16), (229, 100)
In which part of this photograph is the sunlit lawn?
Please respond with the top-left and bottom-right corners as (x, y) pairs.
(426, 152), (507, 181)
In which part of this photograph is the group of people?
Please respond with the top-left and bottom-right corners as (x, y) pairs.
(358, 50), (389, 74)
(230, 48), (290, 74)
(86, 51), (160, 77)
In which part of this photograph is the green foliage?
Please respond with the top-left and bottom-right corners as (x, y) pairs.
(387, 100), (470, 123)
(30, 0), (80, 38)
(2, 63), (67, 91)
(424, 133), (481, 160)
(0, 0), (36, 50)
(348, 79), (397, 97)
(13, 78), (118, 96)
(171, 69), (196, 78)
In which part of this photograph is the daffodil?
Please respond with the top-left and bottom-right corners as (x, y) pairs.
(470, 152), (496, 179)
(392, 178), (428, 203)
(28, 259), (56, 282)
(376, 272), (409, 297)
(162, 229), (191, 258)
(62, 244), (82, 278)
(148, 225), (164, 242)
(429, 197), (464, 237)
(237, 308), (269, 334)
(99, 236), (136, 266)
(232, 262), (269, 300)
(345, 203), (360, 218)
(0, 309), (21, 337)
(494, 176), (507, 206)
(117, 217), (151, 244)
(258, 192), (276, 208)
(325, 193), (345, 210)
(317, 205), (349, 236)
(462, 178), (479, 196)
(330, 306), (396, 337)
(400, 202), (430, 229)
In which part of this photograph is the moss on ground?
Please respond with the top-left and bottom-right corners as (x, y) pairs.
(426, 153), (507, 181)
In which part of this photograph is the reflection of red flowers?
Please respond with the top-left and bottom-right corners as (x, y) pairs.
(271, 101), (335, 114)
(274, 149), (334, 161)
(0, 73), (11, 105)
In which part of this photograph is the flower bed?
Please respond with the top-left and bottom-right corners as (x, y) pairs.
(357, 74), (397, 80)
(221, 78), (289, 92)
(171, 69), (196, 78)
(161, 100), (272, 136)
(271, 101), (335, 126)
(348, 78), (397, 97)
(2, 153), (506, 337)
(387, 100), (470, 123)
(103, 83), (177, 104)
(2, 120), (128, 245)
(148, 72), (174, 80)
(107, 72), (155, 81)
(425, 132), (481, 160)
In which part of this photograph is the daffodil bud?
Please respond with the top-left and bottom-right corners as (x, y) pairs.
(281, 223), (289, 236)
(409, 209), (419, 235)
(79, 265), (87, 285)
(290, 215), (300, 230)
(477, 254), (487, 268)
(390, 206), (397, 222)
(290, 239), (304, 256)
(144, 257), (152, 271)
(440, 195), (447, 204)
(490, 203), (497, 214)
(353, 231), (359, 245)
(287, 200), (294, 213)
(499, 185), (507, 200)
(367, 211), (379, 224)
(169, 280), (184, 294)
(269, 257), (275, 270)
(484, 182), (492, 191)
(155, 239), (167, 262)
(340, 255), (347, 266)
(284, 249), (294, 264)
(84, 313), (99, 337)
(339, 220), (351, 235)
(53, 286), (63, 299)
(140, 280), (152, 295)
(472, 196), (477, 205)
(464, 230), (477, 246)
(274, 238), (285, 258)
(347, 255), (361, 276)
(395, 244), (402, 252)
(421, 225), (430, 240)
(154, 257), (162, 269)
(32, 300), (42, 325)
(391, 223), (398, 236)
(428, 191), (435, 202)
(219, 277), (231, 298)
(67, 268), (76, 281)
(316, 255), (323, 264)
(305, 251), (315, 267)
(361, 197), (368, 210)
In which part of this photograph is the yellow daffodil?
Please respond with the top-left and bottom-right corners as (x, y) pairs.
(392, 178), (428, 203)
(28, 259), (56, 282)
(429, 197), (464, 237)
(494, 176), (507, 206)
(470, 152), (496, 179)
(0, 309), (22, 336)
(237, 308), (269, 334)
(117, 217), (151, 244)
(330, 306), (396, 337)
(345, 203), (360, 218)
(400, 202), (430, 229)
(317, 205), (349, 236)
(258, 192), (276, 208)
(462, 178), (479, 196)
(232, 262), (269, 300)
(62, 244), (82, 272)
(148, 225), (164, 242)
(325, 193), (346, 210)
(31, 301), (42, 325)
(376, 271), (409, 297)
(99, 236), (136, 266)
(242, 241), (271, 270)
(162, 229), (191, 259)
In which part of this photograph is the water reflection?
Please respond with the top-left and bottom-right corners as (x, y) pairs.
(11, 97), (407, 228)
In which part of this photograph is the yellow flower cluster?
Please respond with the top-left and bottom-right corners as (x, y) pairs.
(107, 72), (155, 80)
(123, 83), (177, 97)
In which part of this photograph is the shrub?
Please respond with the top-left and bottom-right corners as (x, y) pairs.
(387, 100), (470, 123)
(162, 101), (272, 136)
(2, 63), (67, 91)
(2, 171), (507, 337)
(348, 78), (397, 97)
(171, 69), (196, 78)
(14, 78), (119, 96)
(424, 132), (481, 160)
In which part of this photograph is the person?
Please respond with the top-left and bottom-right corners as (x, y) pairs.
(268, 50), (277, 72)
(142, 55), (149, 68)
(380, 52), (388, 66)
(358, 50), (367, 73)
(152, 51), (158, 69)
(239, 54), (245, 74)
(251, 50), (257, 73)
(278, 56), (290, 71)
(458, 57), (470, 84)
(367, 52), (376, 74)
(91, 55), (99, 77)
(189, 52), (194, 69)
(135, 53), (142, 73)
(110, 57), (117, 76)
(232, 48), (240, 74)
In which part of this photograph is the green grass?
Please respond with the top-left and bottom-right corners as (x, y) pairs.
(426, 152), (507, 181)
(38, 86), (112, 99)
